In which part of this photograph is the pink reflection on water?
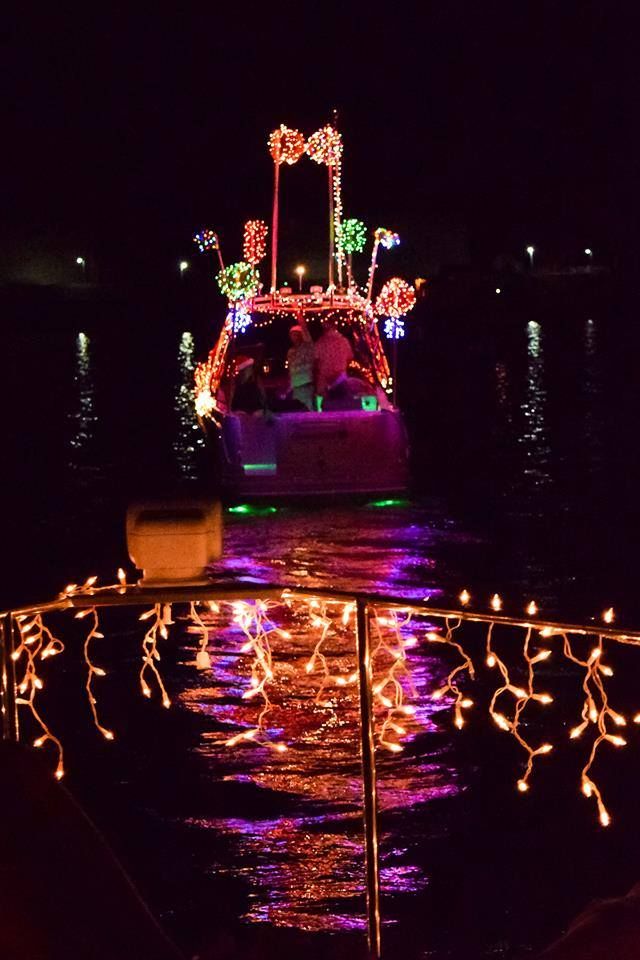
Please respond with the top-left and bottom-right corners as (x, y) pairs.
(177, 596), (464, 932)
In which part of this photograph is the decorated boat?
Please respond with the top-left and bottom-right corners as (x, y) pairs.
(193, 122), (417, 498)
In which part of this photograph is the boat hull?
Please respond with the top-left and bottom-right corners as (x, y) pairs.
(206, 409), (409, 498)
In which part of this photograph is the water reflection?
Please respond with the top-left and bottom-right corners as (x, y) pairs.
(178, 602), (460, 932)
(174, 331), (204, 479)
(211, 502), (462, 601)
(582, 318), (603, 472)
(518, 320), (551, 489)
(68, 331), (99, 479)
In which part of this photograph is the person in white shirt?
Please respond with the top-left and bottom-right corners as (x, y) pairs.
(314, 319), (353, 397)
(287, 324), (315, 410)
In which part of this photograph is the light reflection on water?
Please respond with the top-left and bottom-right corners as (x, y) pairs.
(174, 331), (205, 479)
(178, 600), (460, 931)
(518, 319), (550, 490)
(68, 331), (98, 477)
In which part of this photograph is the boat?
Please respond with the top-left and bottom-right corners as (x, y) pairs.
(193, 123), (416, 499)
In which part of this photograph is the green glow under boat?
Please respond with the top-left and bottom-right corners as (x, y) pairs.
(367, 498), (410, 508)
(228, 504), (278, 515)
(242, 463), (277, 474)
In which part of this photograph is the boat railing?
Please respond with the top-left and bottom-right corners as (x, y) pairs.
(2, 581), (639, 959)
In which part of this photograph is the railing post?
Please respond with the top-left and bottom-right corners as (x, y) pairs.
(1, 613), (19, 742)
(355, 598), (382, 958)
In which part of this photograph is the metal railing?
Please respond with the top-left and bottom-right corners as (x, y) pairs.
(2, 581), (640, 959)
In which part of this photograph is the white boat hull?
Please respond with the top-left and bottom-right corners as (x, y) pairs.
(209, 409), (409, 498)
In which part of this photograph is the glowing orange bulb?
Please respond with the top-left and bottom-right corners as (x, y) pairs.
(490, 594), (502, 611)
(486, 654), (496, 668)
(603, 607), (615, 624)
(459, 589), (470, 606)
(517, 780), (529, 793)
(526, 601), (538, 616)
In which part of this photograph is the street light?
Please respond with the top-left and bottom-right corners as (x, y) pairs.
(295, 264), (306, 292)
(179, 260), (189, 275)
(526, 245), (535, 269)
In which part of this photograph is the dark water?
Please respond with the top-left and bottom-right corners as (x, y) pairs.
(5, 295), (640, 958)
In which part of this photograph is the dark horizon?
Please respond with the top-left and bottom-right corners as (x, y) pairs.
(2, 3), (636, 287)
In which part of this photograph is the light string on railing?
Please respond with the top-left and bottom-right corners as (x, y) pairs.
(224, 600), (288, 753)
(76, 606), (114, 741)
(13, 611), (66, 779)
(138, 604), (172, 708)
(372, 609), (420, 753)
(7, 576), (640, 826)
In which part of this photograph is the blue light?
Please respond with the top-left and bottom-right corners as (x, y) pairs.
(232, 305), (253, 334)
(383, 317), (405, 340)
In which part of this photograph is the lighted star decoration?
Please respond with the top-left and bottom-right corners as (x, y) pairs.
(217, 261), (260, 301)
(243, 220), (268, 265)
(232, 305), (253, 334)
(375, 278), (417, 319)
(338, 218), (367, 255)
(306, 125), (343, 167)
(375, 228), (400, 250)
(383, 317), (405, 340)
(193, 228), (219, 253)
(268, 125), (306, 165)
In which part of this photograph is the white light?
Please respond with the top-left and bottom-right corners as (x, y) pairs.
(295, 265), (306, 276)
(76, 257), (85, 266)
(526, 246), (534, 255)
(585, 248), (592, 256)
(179, 260), (189, 273)
(495, 287), (501, 294)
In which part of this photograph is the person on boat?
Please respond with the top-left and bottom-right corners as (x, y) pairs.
(314, 318), (353, 397)
(230, 356), (267, 415)
(286, 323), (315, 410)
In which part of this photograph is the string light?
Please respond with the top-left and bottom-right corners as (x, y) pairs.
(366, 228), (401, 303)
(76, 607), (114, 740)
(193, 228), (220, 253)
(306, 125), (343, 167)
(11, 574), (640, 829)
(243, 220), (269, 265)
(338, 218), (367, 255)
(375, 278), (416, 319)
(383, 317), (405, 340)
(13, 611), (65, 779)
(375, 228), (400, 250)
(217, 261), (260, 301)
(138, 604), (173, 708)
(426, 618), (475, 730)
(232, 305), (252, 334)
(268, 125), (306, 165)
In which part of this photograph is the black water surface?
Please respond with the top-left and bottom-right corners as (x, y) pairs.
(4, 292), (640, 959)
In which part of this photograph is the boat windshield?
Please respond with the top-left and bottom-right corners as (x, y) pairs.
(218, 308), (386, 414)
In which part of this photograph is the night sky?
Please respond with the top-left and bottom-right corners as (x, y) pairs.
(2, 3), (636, 284)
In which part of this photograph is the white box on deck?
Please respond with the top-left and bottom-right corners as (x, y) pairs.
(126, 500), (223, 586)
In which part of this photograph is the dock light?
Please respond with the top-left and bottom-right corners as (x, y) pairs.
(76, 256), (85, 266)
(526, 245), (535, 268)
(295, 264), (306, 291)
(179, 260), (189, 274)
(585, 248), (593, 257)
(496, 287), (501, 294)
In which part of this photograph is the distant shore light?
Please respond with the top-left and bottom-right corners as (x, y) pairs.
(585, 248), (593, 256)
(179, 260), (189, 273)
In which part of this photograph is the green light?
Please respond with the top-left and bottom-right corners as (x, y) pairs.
(361, 396), (378, 411)
(228, 504), (278, 516)
(367, 498), (409, 508)
(243, 463), (277, 473)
